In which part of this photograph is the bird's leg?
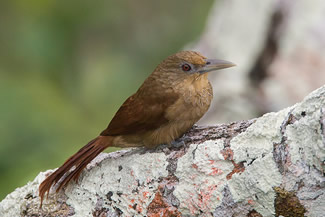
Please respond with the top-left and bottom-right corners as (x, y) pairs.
(171, 134), (193, 148)
(154, 134), (192, 150)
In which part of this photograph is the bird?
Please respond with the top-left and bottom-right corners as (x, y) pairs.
(38, 50), (235, 206)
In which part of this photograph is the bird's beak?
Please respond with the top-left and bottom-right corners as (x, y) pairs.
(199, 59), (236, 74)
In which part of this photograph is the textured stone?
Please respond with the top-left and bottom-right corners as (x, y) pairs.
(1, 86), (325, 217)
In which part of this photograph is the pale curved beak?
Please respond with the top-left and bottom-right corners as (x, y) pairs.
(199, 59), (236, 74)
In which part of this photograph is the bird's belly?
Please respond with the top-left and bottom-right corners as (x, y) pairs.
(113, 119), (194, 148)
(144, 119), (196, 147)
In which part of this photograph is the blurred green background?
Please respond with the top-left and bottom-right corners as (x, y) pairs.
(0, 0), (214, 200)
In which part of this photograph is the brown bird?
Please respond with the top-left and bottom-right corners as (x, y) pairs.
(39, 51), (235, 205)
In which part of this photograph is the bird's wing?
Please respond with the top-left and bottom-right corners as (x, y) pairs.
(100, 92), (179, 136)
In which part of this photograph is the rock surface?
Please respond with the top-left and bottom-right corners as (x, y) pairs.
(1, 85), (325, 216)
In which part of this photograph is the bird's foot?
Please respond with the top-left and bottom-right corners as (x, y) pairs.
(155, 140), (185, 151)
(156, 143), (170, 150)
(170, 140), (185, 148)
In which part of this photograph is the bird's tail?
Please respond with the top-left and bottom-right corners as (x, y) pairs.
(39, 136), (110, 206)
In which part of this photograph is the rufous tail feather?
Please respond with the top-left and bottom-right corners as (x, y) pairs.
(39, 136), (109, 207)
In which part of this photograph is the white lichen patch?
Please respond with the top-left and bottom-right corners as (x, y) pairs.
(285, 87), (325, 172)
(66, 151), (168, 217)
(174, 140), (233, 215)
(308, 192), (325, 217)
(227, 106), (291, 216)
(230, 107), (290, 164)
(0, 172), (49, 217)
(0, 150), (168, 217)
(285, 111), (324, 171)
(228, 153), (282, 216)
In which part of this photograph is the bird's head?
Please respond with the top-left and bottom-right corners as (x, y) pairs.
(154, 51), (235, 81)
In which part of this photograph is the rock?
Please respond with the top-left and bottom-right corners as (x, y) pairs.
(1, 85), (325, 217)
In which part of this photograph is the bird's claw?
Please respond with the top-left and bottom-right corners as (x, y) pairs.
(170, 140), (185, 148)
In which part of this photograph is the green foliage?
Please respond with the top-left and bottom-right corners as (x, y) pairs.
(0, 0), (214, 200)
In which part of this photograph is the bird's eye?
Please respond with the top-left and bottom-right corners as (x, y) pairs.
(181, 64), (192, 72)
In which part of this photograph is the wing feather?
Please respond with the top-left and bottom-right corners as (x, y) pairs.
(100, 92), (178, 136)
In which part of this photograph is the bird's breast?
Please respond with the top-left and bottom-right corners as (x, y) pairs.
(166, 76), (213, 122)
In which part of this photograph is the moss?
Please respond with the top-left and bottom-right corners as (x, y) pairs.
(247, 209), (262, 217)
(274, 187), (306, 217)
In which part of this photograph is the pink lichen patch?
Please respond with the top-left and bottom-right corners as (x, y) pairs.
(136, 204), (143, 213)
(188, 196), (198, 215)
(186, 184), (218, 214)
(142, 192), (149, 200)
(125, 194), (147, 215)
(191, 164), (199, 169)
(147, 191), (181, 217)
(121, 179), (157, 215)
(208, 167), (223, 176)
(129, 203), (143, 214)
(220, 147), (234, 160)
(226, 161), (245, 180)
(247, 199), (255, 205)
(198, 185), (217, 209)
